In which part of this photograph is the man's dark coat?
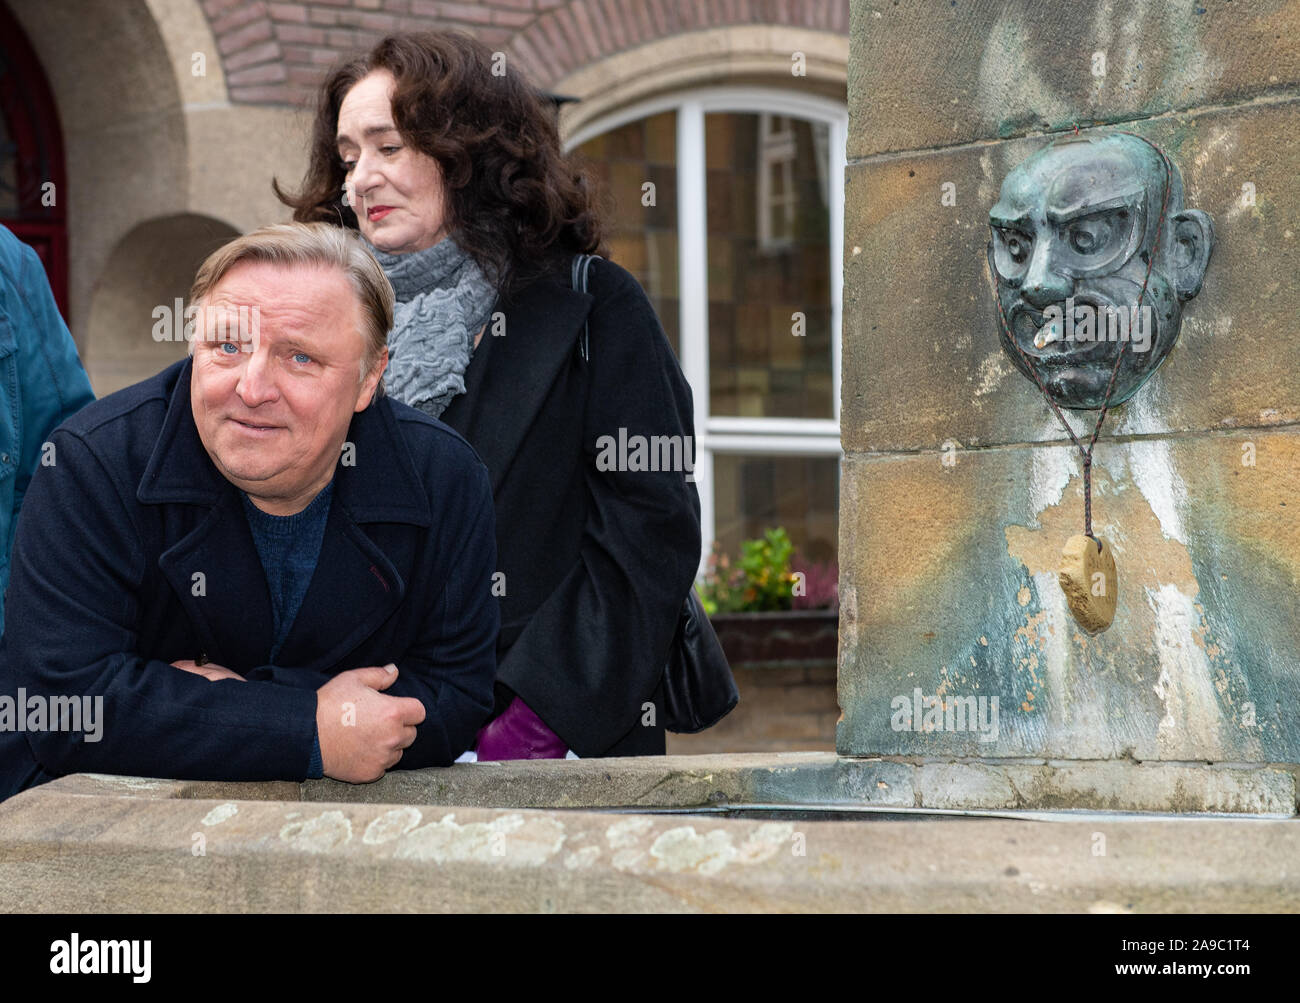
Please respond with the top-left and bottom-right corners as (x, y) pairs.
(441, 257), (701, 756)
(0, 358), (498, 798)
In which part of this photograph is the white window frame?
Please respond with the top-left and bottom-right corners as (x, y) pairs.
(567, 87), (846, 573)
(756, 113), (798, 253)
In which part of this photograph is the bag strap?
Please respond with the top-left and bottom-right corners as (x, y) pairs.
(570, 253), (599, 362)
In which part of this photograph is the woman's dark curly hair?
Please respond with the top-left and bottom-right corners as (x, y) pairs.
(274, 31), (605, 297)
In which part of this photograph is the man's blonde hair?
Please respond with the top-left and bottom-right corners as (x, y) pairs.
(188, 222), (393, 397)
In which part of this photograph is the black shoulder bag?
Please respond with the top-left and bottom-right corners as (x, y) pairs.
(572, 253), (739, 733)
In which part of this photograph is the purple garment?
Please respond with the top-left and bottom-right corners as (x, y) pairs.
(475, 696), (568, 760)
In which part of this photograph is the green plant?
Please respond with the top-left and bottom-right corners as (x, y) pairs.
(696, 528), (798, 614)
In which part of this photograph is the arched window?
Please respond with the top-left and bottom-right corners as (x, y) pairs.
(0, 1), (68, 318)
(570, 88), (845, 570)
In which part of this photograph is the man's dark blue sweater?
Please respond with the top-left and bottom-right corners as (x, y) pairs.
(241, 481), (334, 779)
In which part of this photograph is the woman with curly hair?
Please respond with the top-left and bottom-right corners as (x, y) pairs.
(276, 31), (702, 760)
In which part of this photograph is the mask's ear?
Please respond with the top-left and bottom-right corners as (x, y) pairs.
(1168, 208), (1213, 300)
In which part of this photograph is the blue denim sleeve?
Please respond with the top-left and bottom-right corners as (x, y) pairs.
(15, 242), (95, 511)
(0, 238), (94, 633)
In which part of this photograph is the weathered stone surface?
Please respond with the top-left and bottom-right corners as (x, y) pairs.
(61, 774), (302, 802)
(837, 428), (1300, 761)
(301, 752), (839, 808)
(840, 0), (1300, 813)
(2, 780), (1299, 912)
(842, 99), (1300, 454)
(848, 0), (1300, 159)
(916, 761), (1295, 814)
(29, 751), (1293, 816)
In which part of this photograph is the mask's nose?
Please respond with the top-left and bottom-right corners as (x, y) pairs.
(1020, 240), (1072, 309)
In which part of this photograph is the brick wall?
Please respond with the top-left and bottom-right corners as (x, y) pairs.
(200, 0), (850, 104)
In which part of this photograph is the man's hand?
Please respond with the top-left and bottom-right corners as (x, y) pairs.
(171, 659), (246, 682)
(316, 664), (426, 783)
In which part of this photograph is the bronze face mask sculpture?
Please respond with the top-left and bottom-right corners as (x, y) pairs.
(989, 132), (1213, 409)
(987, 132), (1214, 633)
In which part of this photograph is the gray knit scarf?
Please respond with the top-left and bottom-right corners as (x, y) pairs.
(363, 235), (498, 418)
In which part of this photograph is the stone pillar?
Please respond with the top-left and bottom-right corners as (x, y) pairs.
(838, 0), (1300, 811)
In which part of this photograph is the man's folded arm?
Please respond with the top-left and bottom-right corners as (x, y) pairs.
(2, 428), (319, 782)
(237, 451), (499, 769)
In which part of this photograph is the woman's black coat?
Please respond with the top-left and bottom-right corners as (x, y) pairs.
(439, 257), (700, 757)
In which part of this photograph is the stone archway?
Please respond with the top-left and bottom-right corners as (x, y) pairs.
(85, 213), (239, 395)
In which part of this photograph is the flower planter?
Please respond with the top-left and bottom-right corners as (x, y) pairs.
(708, 609), (838, 667)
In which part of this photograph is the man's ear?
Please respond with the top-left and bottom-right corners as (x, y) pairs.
(356, 346), (388, 412)
(1169, 209), (1213, 300)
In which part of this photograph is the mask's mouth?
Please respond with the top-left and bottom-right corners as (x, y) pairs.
(1009, 293), (1152, 365)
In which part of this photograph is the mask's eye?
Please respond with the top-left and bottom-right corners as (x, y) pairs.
(991, 225), (1033, 280)
(1002, 229), (1030, 263)
(1064, 208), (1127, 257)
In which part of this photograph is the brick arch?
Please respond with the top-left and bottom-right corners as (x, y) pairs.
(508, 0), (851, 88)
(200, 0), (283, 103)
(201, 0), (849, 106)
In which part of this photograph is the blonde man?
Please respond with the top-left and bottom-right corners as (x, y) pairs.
(0, 224), (498, 798)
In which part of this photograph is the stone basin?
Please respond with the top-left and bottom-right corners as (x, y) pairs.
(1, 754), (1297, 913)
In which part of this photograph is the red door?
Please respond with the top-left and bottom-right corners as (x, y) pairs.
(0, 1), (68, 321)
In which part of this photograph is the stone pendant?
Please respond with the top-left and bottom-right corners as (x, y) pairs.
(1058, 534), (1118, 634)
